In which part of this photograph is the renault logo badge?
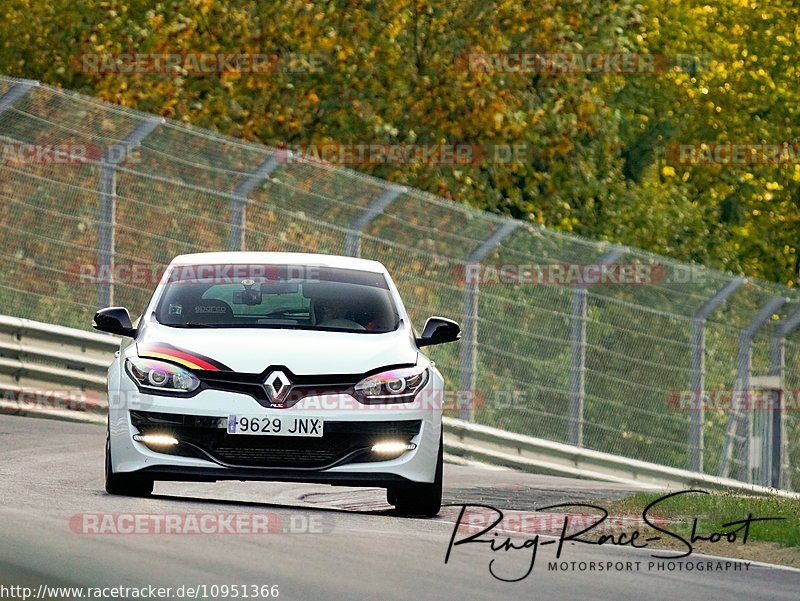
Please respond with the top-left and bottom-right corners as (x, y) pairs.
(263, 370), (292, 404)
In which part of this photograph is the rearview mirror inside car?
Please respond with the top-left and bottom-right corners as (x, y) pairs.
(261, 281), (300, 295)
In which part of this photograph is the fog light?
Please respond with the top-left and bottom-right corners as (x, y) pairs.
(371, 441), (416, 455)
(133, 433), (179, 447)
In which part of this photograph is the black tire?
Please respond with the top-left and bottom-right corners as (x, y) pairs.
(105, 430), (154, 497)
(389, 433), (443, 517)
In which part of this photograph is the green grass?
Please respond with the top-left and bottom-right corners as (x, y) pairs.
(601, 491), (800, 548)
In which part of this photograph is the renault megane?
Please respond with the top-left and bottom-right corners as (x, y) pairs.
(94, 252), (461, 517)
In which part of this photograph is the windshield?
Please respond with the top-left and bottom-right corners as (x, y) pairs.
(153, 264), (399, 333)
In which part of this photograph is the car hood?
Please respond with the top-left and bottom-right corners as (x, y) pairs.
(135, 322), (418, 375)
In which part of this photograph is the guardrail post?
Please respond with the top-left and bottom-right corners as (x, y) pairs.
(97, 117), (162, 309)
(344, 185), (405, 257)
(0, 79), (37, 116)
(719, 296), (787, 481)
(689, 277), (745, 472)
(458, 221), (519, 421)
(229, 154), (283, 251)
(567, 247), (626, 447)
(767, 306), (800, 488)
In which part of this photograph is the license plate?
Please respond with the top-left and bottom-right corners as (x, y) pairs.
(227, 415), (324, 437)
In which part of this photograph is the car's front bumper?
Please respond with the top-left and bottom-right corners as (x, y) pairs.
(109, 376), (442, 485)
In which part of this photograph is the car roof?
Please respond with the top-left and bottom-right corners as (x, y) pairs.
(168, 252), (387, 273)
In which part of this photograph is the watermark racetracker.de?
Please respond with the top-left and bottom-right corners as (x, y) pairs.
(1, 142), (142, 166)
(69, 512), (330, 536)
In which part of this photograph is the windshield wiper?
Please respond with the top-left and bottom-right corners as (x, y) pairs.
(167, 322), (222, 328)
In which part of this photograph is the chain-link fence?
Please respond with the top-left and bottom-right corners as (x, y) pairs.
(1, 75), (799, 490)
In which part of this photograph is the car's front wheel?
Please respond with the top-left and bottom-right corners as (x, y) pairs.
(105, 431), (154, 497)
(388, 433), (443, 517)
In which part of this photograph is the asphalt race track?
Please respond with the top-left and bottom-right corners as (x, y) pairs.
(1, 414), (798, 600)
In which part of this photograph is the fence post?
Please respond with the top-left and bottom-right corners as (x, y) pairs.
(344, 185), (405, 257)
(719, 295), (787, 481)
(767, 306), (800, 488)
(97, 117), (162, 309)
(567, 247), (626, 446)
(229, 154), (283, 251)
(689, 277), (745, 472)
(458, 221), (519, 421)
(0, 79), (37, 116)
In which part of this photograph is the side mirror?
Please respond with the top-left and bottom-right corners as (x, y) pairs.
(416, 316), (461, 347)
(93, 307), (137, 337)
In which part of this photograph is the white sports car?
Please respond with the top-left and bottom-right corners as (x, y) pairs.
(95, 252), (460, 516)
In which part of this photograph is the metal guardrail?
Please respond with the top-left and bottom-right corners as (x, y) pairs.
(443, 417), (799, 498)
(1, 313), (795, 497)
(0, 315), (115, 424)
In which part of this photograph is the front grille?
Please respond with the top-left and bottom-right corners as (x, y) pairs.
(195, 367), (359, 408)
(130, 411), (421, 469)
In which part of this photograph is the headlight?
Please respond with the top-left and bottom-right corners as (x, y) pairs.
(354, 366), (429, 403)
(125, 357), (200, 393)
